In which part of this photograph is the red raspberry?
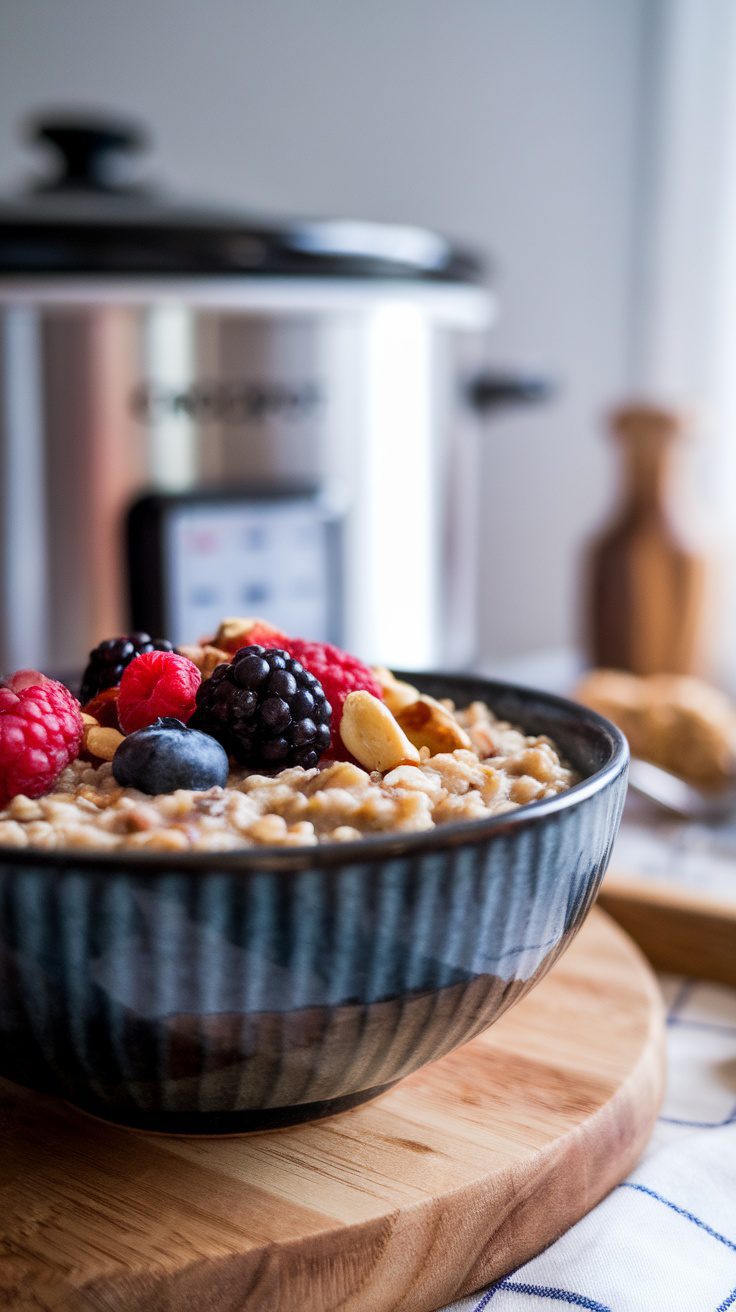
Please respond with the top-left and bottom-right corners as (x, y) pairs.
(236, 623), (290, 653)
(118, 651), (201, 734)
(0, 671), (84, 804)
(285, 640), (383, 758)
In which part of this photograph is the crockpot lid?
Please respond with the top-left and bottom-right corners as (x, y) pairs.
(0, 114), (484, 282)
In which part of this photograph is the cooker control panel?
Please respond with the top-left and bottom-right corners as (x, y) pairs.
(127, 491), (341, 647)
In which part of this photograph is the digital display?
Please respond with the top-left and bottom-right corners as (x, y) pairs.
(162, 498), (338, 646)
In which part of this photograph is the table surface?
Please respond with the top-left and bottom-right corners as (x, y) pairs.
(0, 910), (663, 1312)
(458, 652), (736, 1310)
(483, 648), (736, 906)
(437, 972), (736, 1312)
(614, 799), (736, 905)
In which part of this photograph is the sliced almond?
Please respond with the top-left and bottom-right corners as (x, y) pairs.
(371, 665), (421, 715)
(396, 695), (472, 755)
(85, 726), (125, 763)
(340, 691), (420, 773)
(80, 712), (98, 727)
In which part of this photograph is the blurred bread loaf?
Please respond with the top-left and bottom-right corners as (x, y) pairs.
(575, 669), (736, 788)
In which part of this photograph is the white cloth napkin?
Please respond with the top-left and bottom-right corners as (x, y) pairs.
(440, 974), (736, 1312)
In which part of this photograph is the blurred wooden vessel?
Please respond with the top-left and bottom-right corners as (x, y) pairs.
(586, 403), (709, 675)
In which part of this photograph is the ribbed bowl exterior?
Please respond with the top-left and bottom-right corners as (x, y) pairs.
(0, 675), (627, 1132)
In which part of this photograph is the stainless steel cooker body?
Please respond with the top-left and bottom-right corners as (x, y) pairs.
(0, 115), (550, 676)
(0, 277), (493, 672)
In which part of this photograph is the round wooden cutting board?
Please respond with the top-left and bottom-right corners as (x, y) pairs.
(0, 909), (664, 1312)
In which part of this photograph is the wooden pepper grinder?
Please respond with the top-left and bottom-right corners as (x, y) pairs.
(585, 403), (709, 675)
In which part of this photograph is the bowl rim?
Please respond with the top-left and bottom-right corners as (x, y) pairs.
(0, 673), (628, 872)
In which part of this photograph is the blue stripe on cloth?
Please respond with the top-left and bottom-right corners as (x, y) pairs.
(471, 1288), (497, 1311)
(666, 1017), (736, 1036)
(620, 1182), (736, 1253)
(716, 1287), (736, 1312)
(473, 1279), (610, 1310)
(667, 979), (694, 1019)
(659, 1111), (736, 1129)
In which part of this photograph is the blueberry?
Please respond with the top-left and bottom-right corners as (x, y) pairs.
(112, 718), (229, 795)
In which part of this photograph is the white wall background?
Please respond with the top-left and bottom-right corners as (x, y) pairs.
(0, 0), (647, 664)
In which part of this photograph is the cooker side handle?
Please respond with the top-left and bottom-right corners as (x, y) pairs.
(467, 372), (556, 413)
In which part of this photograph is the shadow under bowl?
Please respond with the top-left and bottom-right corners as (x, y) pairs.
(0, 673), (628, 1133)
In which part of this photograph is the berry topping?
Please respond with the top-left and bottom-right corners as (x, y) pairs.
(112, 718), (229, 795)
(0, 671), (83, 805)
(80, 632), (174, 705)
(81, 686), (121, 729)
(213, 617), (290, 654)
(284, 639), (383, 758)
(118, 651), (201, 735)
(190, 646), (332, 769)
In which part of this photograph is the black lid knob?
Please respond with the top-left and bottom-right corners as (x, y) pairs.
(28, 114), (147, 193)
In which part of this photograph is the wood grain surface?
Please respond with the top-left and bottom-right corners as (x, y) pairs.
(0, 909), (665, 1312)
(586, 403), (708, 676)
(600, 871), (736, 987)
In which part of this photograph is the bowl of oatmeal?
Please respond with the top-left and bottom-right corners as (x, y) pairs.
(0, 635), (627, 1132)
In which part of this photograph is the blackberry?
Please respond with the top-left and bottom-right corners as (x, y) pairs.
(79, 632), (173, 705)
(190, 646), (332, 770)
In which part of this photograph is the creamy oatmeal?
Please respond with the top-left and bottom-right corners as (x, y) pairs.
(0, 699), (577, 852)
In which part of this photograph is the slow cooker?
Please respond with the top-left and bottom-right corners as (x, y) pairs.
(0, 115), (549, 674)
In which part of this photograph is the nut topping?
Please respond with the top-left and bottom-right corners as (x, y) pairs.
(396, 695), (472, 755)
(213, 617), (284, 652)
(178, 644), (231, 679)
(85, 726), (125, 763)
(340, 691), (420, 773)
(371, 666), (422, 714)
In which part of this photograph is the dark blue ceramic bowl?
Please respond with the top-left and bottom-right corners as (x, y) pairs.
(0, 674), (627, 1133)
